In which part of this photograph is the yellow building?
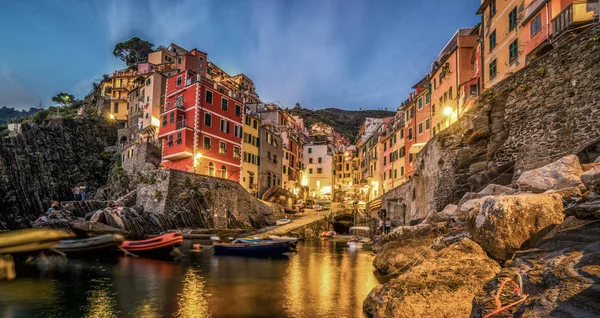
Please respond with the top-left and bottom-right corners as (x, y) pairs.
(241, 110), (261, 196)
(108, 69), (138, 120)
(477, 0), (526, 89)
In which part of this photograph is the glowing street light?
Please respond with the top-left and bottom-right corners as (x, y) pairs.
(443, 106), (454, 116)
(108, 114), (116, 120)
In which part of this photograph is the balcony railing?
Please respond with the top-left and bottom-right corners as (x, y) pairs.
(176, 120), (186, 130)
(552, 1), (598, 37)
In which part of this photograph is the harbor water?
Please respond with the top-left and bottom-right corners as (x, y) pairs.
(0, 240), (384, 317)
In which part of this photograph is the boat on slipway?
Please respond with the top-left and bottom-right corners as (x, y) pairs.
(54, 234), (125, 254)
(121, 232), (184, 257)
(213, 239), (292, 256)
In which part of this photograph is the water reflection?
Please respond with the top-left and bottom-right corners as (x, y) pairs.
(82, 278), (118, 318)
(175, 268), (210, 318)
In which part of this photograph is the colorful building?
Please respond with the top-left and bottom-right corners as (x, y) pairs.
(303, 143), (333, 199)
(478, 0), (526, 88)
(258, 124), (283, 197)
(109, 69), (139, 120)
(241, 109), (261, 195)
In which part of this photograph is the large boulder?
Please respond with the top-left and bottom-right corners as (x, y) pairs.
(372, 237), (435, 275)
(581, 165), (600, 192)
(471, 217), (600, 317)
(471, 193), (565, 261)
(516, 155), (584, 193)
(564, 198), (600, 219)
(364, 239), (500, 318)
(478, 184), (517, 196)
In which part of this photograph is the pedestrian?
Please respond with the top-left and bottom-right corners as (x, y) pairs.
(34, 201), (59, 224)
(80, 186), (87, 201)
(72, 186), (81, 200)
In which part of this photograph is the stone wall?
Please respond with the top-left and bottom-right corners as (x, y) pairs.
(136, 169), (281, 229)
(0, 118), (117, 229)
(382, 24), (600, 223)
(121, 142), (161, 175)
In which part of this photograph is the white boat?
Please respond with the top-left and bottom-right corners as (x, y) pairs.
(276, 218), (291, 226)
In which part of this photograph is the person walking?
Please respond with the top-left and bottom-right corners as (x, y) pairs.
(72, 186), (81, 200)
(80, 186), (87, 201)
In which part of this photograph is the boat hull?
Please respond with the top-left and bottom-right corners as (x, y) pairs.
(121, 233), (184, 257)
(55, 234), (124, 254)
(213, 240), (291, 256)
(0, 229), (73, 254)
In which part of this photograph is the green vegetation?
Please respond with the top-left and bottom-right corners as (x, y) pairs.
(0, 107), (43, 124)
(289, 106), (395, 140)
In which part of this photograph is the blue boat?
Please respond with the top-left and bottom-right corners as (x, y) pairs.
(213, 240), (291, 256)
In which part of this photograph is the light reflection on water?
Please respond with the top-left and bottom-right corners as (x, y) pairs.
(0, 241), (382, 318)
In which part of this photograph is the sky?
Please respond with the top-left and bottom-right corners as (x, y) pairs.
(0, 0), (480, 111)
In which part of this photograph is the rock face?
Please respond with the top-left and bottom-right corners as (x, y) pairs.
(516, 155), (584, 193)
(471, 217), (600, 317)
(364, 239), (500, 318)
(471, 193), (565, 261)
(0, 118), (118, 230)
(581, 165), (600, 192)
(423, 204), (458, 224)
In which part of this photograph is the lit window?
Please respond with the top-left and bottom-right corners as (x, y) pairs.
(219, 141), (226, 154)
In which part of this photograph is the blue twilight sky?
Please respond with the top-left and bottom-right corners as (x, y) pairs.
(0, 0), (480, 110)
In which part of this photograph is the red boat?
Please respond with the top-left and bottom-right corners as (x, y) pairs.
(121, 233), (184, 257)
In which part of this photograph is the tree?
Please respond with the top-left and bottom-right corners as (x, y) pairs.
(113, 37), (154, 67)
(52, 93), (76, 107)
(294, 102), (301, 109)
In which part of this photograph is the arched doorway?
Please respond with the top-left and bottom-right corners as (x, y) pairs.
(221, 165), (227, 179)
(208, 162), (215, 176)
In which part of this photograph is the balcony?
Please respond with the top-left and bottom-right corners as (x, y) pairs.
(552, 1), (598, 38)
(176, 119), (187, 130)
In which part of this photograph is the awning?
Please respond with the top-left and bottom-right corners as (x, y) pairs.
(409, 143), (427, 154)
(368, 199), (382, 213)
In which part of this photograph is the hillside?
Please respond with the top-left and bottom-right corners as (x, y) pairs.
(0, 106), (42, 124)
(289, 107), (395, 140)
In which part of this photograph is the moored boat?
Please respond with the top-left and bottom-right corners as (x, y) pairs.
(0, 229), (73, 254)
(276, 218), (291, 226)
(121, 233), (184, 257)
(54, 234), (124, 254)
(213, 240), (291, 256)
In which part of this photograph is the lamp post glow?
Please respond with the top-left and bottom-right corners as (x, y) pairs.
(108, 114), (115, 120)
(443, 106), (454, 116)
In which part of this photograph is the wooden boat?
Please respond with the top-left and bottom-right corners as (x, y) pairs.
(276, 218), (291, 226)
(54, 234), (124, 254)
(213, 240), (291, 256)
(321, 231), (336, 237)
(121, 233), (184, 256)
(0, 229), (73, 254)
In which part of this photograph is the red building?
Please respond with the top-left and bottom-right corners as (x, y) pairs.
(159, 53), (244, 182)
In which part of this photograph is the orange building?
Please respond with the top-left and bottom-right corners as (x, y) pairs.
(429, 27), (479, 134)
(522, 0), (599, 62)
(478, 0), (526, 88)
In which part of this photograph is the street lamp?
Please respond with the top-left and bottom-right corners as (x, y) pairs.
(108, 114), (116, 120)
(443, 106), (454, 116)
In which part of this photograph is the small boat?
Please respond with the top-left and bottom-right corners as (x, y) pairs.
(213, 240), (291, 256)
(346, 226), (371, 249)
(0, 229), (73, 254)
(54, 234), (124, 254)
(276, 218), (291, 226)
(121, 233), (184, 257)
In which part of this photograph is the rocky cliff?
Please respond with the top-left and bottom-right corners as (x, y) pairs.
(381, 25), (600, 223)
(0, 118), (118, 229)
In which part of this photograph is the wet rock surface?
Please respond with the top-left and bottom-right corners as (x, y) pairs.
(515, 155), (584, 193)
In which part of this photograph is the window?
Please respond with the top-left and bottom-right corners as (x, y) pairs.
(168, 135), (173, 147)
(162, 115), (167, 126)
(389, 139), (393, 147)
(425, 92), (431, 104)
(383, 143), (387, 151)
(433, 78), (436, 90)
(489, 59), (497, 79)
(146, 78), (151, 86)
(204, 136), (211, 150)
(418, 98), (423, 110)
(267, 173), (272, 187)
(253, 120), (258, 129)
(401, 166), (405, 176)
(317, 168), (322, 174)
(394, 169), (397, 178)
(235, 104), (242, 117)
(233, 146), (240, 159)
(531, 14), (542, 36)
(221, 98), (228, 111)
(425, 118), (431, 130)
(489, 30), (496, 51)
(400, 129), (404, 139)
(418, 122), (423, 135)
(204, 113), (212, 127)
(309, 158), (313, 164)
(509, 7), (517, 31)
(318, 157), (322, 164)
(220, 119), (230, 133)
(175, 95), (184, 108)
(208, 162), (215, 176)
(113, 103), (118, 114)
(509, 39), (519, 62)
(383, 157), (387, 165)
(432, 104), (436, 116)
(409, 153), (414, 163)
(448, 87), (453, 100)
(489, 0), (496, 18)
(170, 112), (174, 124)
(245, 116), (250, 125)
(408, 127), (413, 140)
(205, 90), (213, 104)
(308, 148), (312, 154)
(309, 168), (313, 174)
(220, 165), (227, 179)
(176, 76), (182, 86)
(234, 125), (242, 138)
(176, 132), (182, 144)
(346, 163), (349, 170)
(219, 141), (226, 154)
